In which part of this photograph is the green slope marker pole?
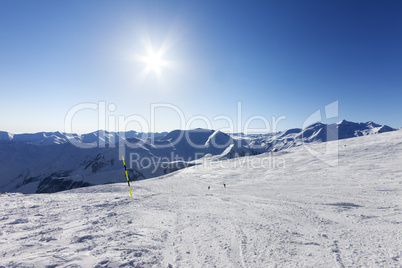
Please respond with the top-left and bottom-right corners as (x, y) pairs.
(122, 156), (133, 200)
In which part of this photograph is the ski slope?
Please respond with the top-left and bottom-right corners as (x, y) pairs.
(1, 130), (401, 267)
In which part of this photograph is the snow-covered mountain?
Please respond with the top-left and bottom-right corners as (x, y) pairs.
(0, 130), (168, 146)
(0, 120), (396, 194)
(253, 119), (396, 152)
(1, 127), (401, 267)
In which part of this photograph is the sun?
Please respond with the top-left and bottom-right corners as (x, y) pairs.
(135, 41), (174, 82)
(144, 52), (164, 71)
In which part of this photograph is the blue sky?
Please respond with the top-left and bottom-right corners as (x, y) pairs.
(1, 0), (401, 134)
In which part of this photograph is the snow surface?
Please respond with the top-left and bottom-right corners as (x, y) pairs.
(1, 130), (401, 267)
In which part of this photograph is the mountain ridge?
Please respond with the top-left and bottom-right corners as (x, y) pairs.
(0, 120), (396, 194)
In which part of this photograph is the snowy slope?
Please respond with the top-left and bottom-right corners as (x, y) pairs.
(0, 120), (396, 194)
(0, 129), (401, 267)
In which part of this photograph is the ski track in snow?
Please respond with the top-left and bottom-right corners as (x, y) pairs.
(1, 130), (402, 267)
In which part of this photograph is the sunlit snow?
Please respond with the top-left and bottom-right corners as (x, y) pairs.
(1, 130), (401, 267)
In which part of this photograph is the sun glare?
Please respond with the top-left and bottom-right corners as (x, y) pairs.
(145, 53), (163, 70)
(137, 48), (169, 81)
(135, 36), (177, 82)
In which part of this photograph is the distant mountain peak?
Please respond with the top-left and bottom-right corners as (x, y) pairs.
(337, 119), (349, 124)
(306, 122), (326, 129)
